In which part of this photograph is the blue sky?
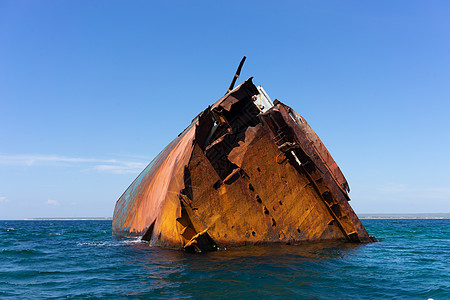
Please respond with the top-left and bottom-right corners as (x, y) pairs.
(1, 1), (449, 219)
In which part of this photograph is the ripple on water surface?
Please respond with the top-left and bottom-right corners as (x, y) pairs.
(0, 219), (449, 299)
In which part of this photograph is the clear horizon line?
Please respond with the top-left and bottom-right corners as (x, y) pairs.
(1, 213), (447, 221)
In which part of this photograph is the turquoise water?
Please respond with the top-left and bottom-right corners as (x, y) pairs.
(0, 219), (449, 299)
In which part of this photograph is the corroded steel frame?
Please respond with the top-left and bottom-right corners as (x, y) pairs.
(112, 78), (376, 252)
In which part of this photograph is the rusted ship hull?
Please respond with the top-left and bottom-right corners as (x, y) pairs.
(113, 78), (375, 252)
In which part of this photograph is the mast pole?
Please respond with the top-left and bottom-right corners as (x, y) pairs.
(227, 56), (246, 93)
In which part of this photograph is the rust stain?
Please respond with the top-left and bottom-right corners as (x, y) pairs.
(112, 77), (377, 252)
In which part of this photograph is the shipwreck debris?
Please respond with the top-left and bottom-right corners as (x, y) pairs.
(112, 59), (376, 252)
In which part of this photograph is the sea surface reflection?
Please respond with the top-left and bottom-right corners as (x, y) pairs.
(116, 241), (364, 299)
(1, 220), (448, 299)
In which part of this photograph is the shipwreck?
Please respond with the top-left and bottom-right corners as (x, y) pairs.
(112, 57), (376, 252)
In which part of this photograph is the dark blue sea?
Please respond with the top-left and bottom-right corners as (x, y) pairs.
(0, 219), (449, 299)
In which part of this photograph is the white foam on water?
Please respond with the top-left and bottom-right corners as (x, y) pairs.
(76, 237), (146, 247)
(123, 237), (145, 244)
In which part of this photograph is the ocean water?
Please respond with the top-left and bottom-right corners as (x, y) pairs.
(0, 219), (449, 299)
